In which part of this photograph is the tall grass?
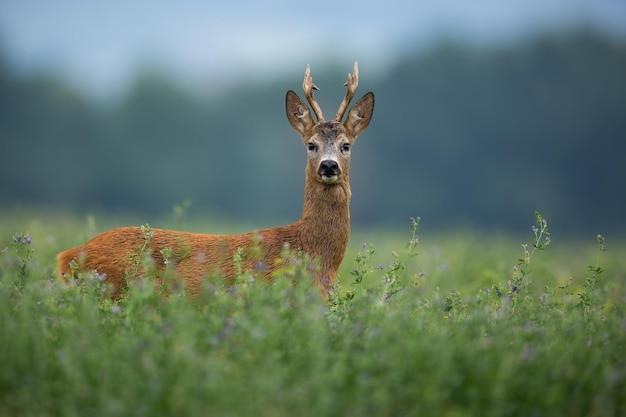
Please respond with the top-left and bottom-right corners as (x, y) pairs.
(0, 213), (624, 416)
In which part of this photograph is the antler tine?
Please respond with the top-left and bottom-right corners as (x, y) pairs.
(335, 61), (359, 122)
(302, 64), (324, 122)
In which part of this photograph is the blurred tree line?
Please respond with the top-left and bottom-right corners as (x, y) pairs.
(1, 30), (625, 234)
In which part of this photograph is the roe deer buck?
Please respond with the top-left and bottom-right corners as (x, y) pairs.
(57, 62), (374, 297)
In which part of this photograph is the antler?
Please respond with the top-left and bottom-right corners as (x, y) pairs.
(335, 61), (359, 122)
(303, 64), (324, 122)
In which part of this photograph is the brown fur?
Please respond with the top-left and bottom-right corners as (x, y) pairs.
(56, 65), (374, 298)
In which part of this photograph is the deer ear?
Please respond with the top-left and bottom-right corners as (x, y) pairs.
(286, 90), (314, 137)
(344, 92), (374, 139)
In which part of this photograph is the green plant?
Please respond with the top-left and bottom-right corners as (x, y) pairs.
(0, 212), (624, 417)
(510, 211), (551, 298)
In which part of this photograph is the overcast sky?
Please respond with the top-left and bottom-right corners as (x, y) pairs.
(1, 0), (625, 96)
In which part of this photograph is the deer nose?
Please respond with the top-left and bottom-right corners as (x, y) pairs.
(318, 160), (340, 177)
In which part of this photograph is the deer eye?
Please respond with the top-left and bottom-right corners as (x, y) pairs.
(307, 143), (318, 152)
(341, 143), (351, 152)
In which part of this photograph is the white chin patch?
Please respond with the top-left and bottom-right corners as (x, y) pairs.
(320, 175), (339, 184)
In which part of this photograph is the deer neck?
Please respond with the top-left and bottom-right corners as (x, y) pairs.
(298, 170), (351, 271)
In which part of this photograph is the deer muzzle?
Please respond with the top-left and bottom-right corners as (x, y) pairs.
(318, 160), (341, 183)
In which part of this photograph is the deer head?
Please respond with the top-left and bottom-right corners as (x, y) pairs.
(286, 62), (375, 185)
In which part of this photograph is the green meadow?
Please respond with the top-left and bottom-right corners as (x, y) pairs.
(1, 211), (625, 416)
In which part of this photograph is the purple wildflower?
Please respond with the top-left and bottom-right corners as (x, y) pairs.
(13, 233), (32, 245)
(254, 261), (268, 273)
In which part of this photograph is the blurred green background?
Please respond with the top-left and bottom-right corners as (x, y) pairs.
(1, 1), (625, 236)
